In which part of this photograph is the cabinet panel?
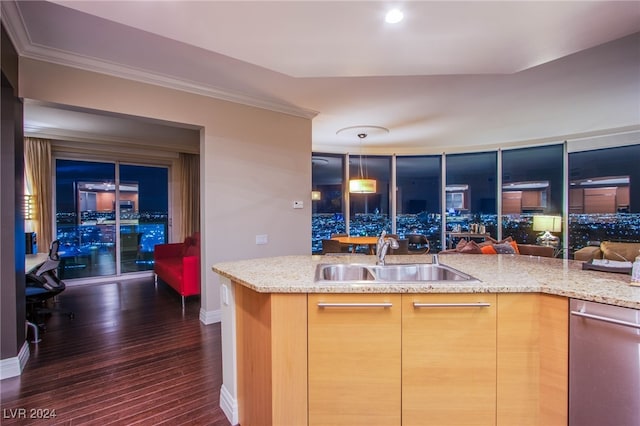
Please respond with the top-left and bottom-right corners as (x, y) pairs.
(539, 294), (568, 425)
(235, 285), (308, 426)
(496, 294), (539, 425)
(497, 294), (567, 426)
(308, 293), (402, 426)
(402, 294), (497, 426)
(502, 191), (522, 214)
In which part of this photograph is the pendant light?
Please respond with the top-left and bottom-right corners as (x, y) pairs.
(337, 126), (388, 194)
(349, 132), (377, 193)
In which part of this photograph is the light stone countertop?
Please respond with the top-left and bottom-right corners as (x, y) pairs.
(212, 253), (640, 309)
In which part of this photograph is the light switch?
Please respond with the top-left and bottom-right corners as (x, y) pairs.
(293, 200), (304, 209)
(256, 234), (268, 245)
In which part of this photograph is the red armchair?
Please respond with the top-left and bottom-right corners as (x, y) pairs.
(153, 233), (200, 307)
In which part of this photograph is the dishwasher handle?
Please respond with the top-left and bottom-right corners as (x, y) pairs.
(571, 310), (640, 330)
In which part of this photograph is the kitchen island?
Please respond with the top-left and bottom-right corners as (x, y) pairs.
(213, 254), (640, 426)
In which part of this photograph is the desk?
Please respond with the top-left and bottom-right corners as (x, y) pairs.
(26, 253), (48, 272)
(446, 232), (491, 249)
(331, 236), (379, 254)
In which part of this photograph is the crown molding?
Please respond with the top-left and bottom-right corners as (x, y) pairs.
(1, 1), (318, 120)
(25, 127), (195, 157)
(1, 1), (31, 51)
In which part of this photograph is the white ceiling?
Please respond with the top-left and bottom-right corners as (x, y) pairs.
(4, 1), (640, 154)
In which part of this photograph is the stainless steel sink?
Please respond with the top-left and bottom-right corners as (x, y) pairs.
(314, 263), (478, 284)
(373, 263), (476, 282)
(315, 264), (376, 282)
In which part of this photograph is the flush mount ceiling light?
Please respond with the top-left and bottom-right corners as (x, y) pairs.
(337, 126), (389, 194)
(385, 8), (404, 24)
(336, 125), (389, 140)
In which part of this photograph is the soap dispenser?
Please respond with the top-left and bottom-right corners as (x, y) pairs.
(632, 249), (640, 285)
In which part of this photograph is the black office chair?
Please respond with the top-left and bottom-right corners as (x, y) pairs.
(26, 240), (74, 341)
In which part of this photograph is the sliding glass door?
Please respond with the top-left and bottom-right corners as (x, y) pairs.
(119, 164), (168, 273)
(56, 159), (168, 279)
(57, 160), (116, 278)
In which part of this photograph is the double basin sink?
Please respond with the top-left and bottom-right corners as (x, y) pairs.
(315, 262), (479, 284)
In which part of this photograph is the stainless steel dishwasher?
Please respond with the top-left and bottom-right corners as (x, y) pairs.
(569, 299), (640, 426)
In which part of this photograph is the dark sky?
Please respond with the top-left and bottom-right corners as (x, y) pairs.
(56, 159), (168, 213)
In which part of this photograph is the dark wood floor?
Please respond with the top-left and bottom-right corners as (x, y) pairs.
(1, 277), (232, 425)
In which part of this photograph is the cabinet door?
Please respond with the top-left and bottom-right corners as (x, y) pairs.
(308, 293), (402, 426)
(497, 294), (568, 426)
(402, 293), (497, 426)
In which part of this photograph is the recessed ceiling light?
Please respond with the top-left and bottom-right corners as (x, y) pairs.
(385, 8), (403, 24)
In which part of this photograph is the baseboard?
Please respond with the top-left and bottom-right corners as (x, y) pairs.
(0, 341), (30, 380)
(220, 383), (239, 425)
(199, 307), (221, 325)
(63, 270), (154, 286)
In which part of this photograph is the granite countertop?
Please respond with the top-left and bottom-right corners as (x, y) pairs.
(212, 254), (640, 309)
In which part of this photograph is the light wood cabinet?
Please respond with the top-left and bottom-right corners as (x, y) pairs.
(235, 284), (308, 426)
(235, 286), (568, 426)
(496, 293), (568, 426)
(308, 293), (402, 426)
(402, 293), (497, 425)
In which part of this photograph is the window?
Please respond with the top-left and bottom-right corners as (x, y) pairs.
(502, 145), (564, 245)
(311, 154), (345, 254)
(311, 140), (638, 258)
(349, 155), (391, 239)
(55, 159), (168, 278)
(119, 164), (169, 273)
(445, 152), (497, 249)
(568, 144), (640, 253)
(446, 192), (465, 210)
(396, 155), (442, 251)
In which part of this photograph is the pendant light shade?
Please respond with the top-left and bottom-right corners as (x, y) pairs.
(349, 178), (377, 193)
(337, 126), (388, 195)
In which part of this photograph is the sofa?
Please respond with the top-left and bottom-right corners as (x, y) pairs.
(153, 233), (200, 307)
(440, 237), (555, 258)
(574, 241), (640, 262)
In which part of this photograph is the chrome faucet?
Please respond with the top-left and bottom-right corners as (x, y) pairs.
(376, 231), (399, 265)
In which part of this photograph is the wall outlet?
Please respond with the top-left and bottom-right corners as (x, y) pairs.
(293, 200), (304, 209)
(256, 234), (268, 245)
(221, 284), (229, 306)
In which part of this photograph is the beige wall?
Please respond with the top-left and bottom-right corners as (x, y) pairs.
(19, 58), (312, 317)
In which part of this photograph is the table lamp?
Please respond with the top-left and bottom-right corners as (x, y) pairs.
(532, 215), (562, 247)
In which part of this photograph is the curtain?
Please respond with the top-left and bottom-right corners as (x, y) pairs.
(179, 153), (200, 241)
(24, 137), (53, 253)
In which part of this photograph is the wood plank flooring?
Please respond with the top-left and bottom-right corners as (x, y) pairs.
(1, 277), (232, 425)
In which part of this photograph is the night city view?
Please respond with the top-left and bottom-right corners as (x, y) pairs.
(56, 211), (167, 253)
(55, 213), (168, 278)
(55, 159), (168, 279)
(312, 212), (640, 256)
(312, 145), (640, 257)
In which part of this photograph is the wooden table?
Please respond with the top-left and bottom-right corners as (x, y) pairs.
(26, 253), (49, 272)
(331, 236), (379, 254)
